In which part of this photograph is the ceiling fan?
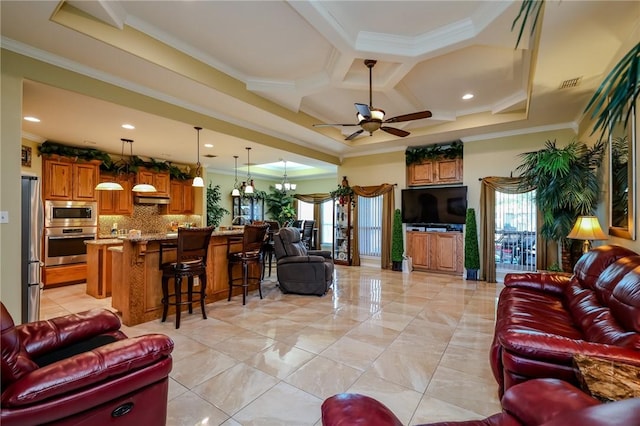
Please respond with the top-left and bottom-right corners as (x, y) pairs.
(313, 59), (432, 140)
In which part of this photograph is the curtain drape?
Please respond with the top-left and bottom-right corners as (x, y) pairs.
(352, 184), (395, 269)
(480, 177), (548, 282)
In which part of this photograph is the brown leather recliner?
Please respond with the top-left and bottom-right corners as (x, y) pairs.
(273, 227), (333, 295)
(0, 302), (174, 425)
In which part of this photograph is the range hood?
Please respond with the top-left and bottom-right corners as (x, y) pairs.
(134, 195), (171, 205)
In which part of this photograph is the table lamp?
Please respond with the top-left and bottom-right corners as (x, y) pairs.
(567, 216), (608, 253)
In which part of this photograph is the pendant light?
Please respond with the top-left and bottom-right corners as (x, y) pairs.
(128, 139), (158, 192)
(95, 139), (125, 191)
(243, 147), (254, 194)
(192, 126), (204, 187)
(231, 155), (241, 197)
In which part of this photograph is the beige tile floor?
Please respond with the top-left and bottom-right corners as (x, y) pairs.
(41, 265), (503, 426)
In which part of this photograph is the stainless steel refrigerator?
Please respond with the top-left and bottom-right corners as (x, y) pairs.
(21, 176), (44, 323)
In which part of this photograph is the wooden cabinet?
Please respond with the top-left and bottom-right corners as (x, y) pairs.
(166, 180), (194, 214)
(333, 198), (353, 265)
(136, 169), (170, 197)
(406, 231), (463, 274)
(98, 174), (133, 215)
(43, 157), (100, 201)
(407, 158), (462, 186)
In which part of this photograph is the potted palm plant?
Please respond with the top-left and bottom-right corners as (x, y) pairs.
(464, 208), (480, 280)
(206, 183), (230, 228)
(265, 186), (296, 226)
(513, 1), (638, 137)
(516, 139), (605, 271)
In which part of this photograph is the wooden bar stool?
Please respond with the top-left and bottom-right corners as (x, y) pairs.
(159, 226), (214, 328)
(227, 223), (269, 305)
(262, 220), (280, 278)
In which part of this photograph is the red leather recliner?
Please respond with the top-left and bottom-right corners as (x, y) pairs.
(1, 302), (174, 425)
(321, 378), (640, 426)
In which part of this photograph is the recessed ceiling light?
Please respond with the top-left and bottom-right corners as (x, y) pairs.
(204, 143), (213, 148)
(24, 116), (40, 122)
(462, 93), (474, 100)
(122, 124), (135, 129)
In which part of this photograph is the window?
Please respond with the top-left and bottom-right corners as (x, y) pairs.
(321, 200), (333, 246)
(299, 199), (333, 248)
(297, 200), (314, 221)
(358, 195), (382, 257)
(495, 190), (536, 272)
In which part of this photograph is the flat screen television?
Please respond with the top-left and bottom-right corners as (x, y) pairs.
(401, 186), (468, 224)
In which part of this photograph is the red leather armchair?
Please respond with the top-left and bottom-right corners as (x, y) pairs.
(1, 302), (174, 425)
(321, 378), (640, 426)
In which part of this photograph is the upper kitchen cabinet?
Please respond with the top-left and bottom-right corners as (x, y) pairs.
(43, 156), (100, 201)
(136, 169), (170, 197)
(164, 179), (194, 214)
(98, 174), (133, 215)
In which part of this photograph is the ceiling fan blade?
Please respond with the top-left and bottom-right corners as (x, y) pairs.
(384, 110), (432, 123)
(355, 103), (371, 119)
(381, 126), (410, 137)
(345, 129), (364, 140)
(313, 123), (359, 128)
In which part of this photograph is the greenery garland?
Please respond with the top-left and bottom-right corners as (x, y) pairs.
(405, 141), (463, 165)
(330, 184), (356, 207)
(39, 141), (191, 180)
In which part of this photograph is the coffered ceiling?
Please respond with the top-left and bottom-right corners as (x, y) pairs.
(2, 1), (638, 179)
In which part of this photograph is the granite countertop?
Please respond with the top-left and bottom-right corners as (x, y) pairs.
(85, 238), (124, 245)
(116, 229), (244, 242)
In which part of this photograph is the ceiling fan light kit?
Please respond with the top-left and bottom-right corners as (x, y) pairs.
(313, 59), (432, 140)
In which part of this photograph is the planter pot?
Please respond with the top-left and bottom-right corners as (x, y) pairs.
(392, 261), (403, 272)
(466, 269), (479, 280)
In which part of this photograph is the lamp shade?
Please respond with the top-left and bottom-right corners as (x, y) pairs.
(567, 216), (608, 240)
(192, 176), (204, 187)
(95, 181), (124, 191)
(132, 183), (157, 192)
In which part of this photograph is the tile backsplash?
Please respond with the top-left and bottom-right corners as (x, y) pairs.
(98, 205), (202, 236)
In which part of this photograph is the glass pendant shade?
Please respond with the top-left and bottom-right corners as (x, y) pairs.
(132, 183), (157, 192)
(231, 155), (241, 196)
(192, 126), (204, 187)
(243, 147), (254, 194)
(192, 176), (204, 187)
(96, 138), (127, 191)
(95, 181), (123, 191)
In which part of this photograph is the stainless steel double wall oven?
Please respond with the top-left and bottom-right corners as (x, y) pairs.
(44, 200), (97, 266)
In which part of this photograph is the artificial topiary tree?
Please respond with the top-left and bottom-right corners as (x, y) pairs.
(464, 208), (480, 280)
(391, 208), (404, 271)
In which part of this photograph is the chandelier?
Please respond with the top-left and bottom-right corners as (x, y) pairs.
(96, 139), (157, 192)
(275, 160), (296, 192)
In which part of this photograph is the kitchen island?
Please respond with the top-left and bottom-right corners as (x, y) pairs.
(111, 229), (260, 326)
(85, 238), (124, 299)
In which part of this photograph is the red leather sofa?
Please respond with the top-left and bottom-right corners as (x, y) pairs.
(321, 378), (640, 426)
(490, 245), (640, 396)
(1, 302), (174, 425)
